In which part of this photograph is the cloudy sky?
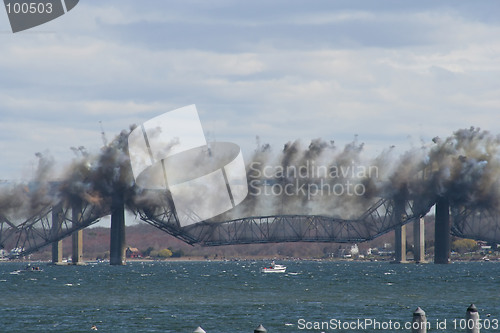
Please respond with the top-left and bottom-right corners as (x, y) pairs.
(1, 0), (499, 180)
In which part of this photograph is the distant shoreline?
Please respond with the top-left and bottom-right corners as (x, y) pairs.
(2, 256), (499, 264)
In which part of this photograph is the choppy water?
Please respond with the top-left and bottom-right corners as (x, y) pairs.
(0, 260), (499, 332)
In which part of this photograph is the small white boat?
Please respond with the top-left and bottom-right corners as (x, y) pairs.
(260, 261), (286, 273)
(24, 265), (43, 272)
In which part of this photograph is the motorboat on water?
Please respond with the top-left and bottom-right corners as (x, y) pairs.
(260, 261), (286, 273)
(10, 265), (43, 274)
(24, 265), (43, 272)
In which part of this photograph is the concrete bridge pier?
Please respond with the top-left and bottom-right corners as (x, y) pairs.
(434, 197), (450, 264)
(394, 224), (407, 263)
(393, 191), (408, 263)
(110, 194), (126, 265)
(51, 202), (63, 264)
(71, 201), (84, 264)
(413, 217), (426, 263)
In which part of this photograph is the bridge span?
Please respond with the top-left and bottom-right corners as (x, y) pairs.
(2, 188), (499, 264)
(138, 196), (434, 246)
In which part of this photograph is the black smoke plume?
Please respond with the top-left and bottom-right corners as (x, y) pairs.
(1, 126), (499, 226)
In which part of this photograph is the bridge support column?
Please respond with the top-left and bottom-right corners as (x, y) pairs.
(394, 224), (407, 263)
(413, 217), (426, 263)
(72, 201), (84, 264)
(393, 190), (408, 264)
(51, 202), (63, 264)
(434, 197), (450, 264)
(110, 194), (126, 265)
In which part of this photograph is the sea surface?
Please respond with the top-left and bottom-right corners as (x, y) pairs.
(0, 260), (499, 332)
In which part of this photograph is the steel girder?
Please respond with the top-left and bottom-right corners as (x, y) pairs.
(451, 205), (500, 243)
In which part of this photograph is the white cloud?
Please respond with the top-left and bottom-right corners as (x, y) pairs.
(0, 1), (499, 180)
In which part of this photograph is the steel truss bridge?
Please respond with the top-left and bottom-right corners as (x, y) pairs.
(1, 188), (500, 258)
(0, 200), (107, 257)
(138, 195), (435, 246)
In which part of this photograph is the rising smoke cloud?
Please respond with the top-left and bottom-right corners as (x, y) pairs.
(1, 126), (499, 225)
